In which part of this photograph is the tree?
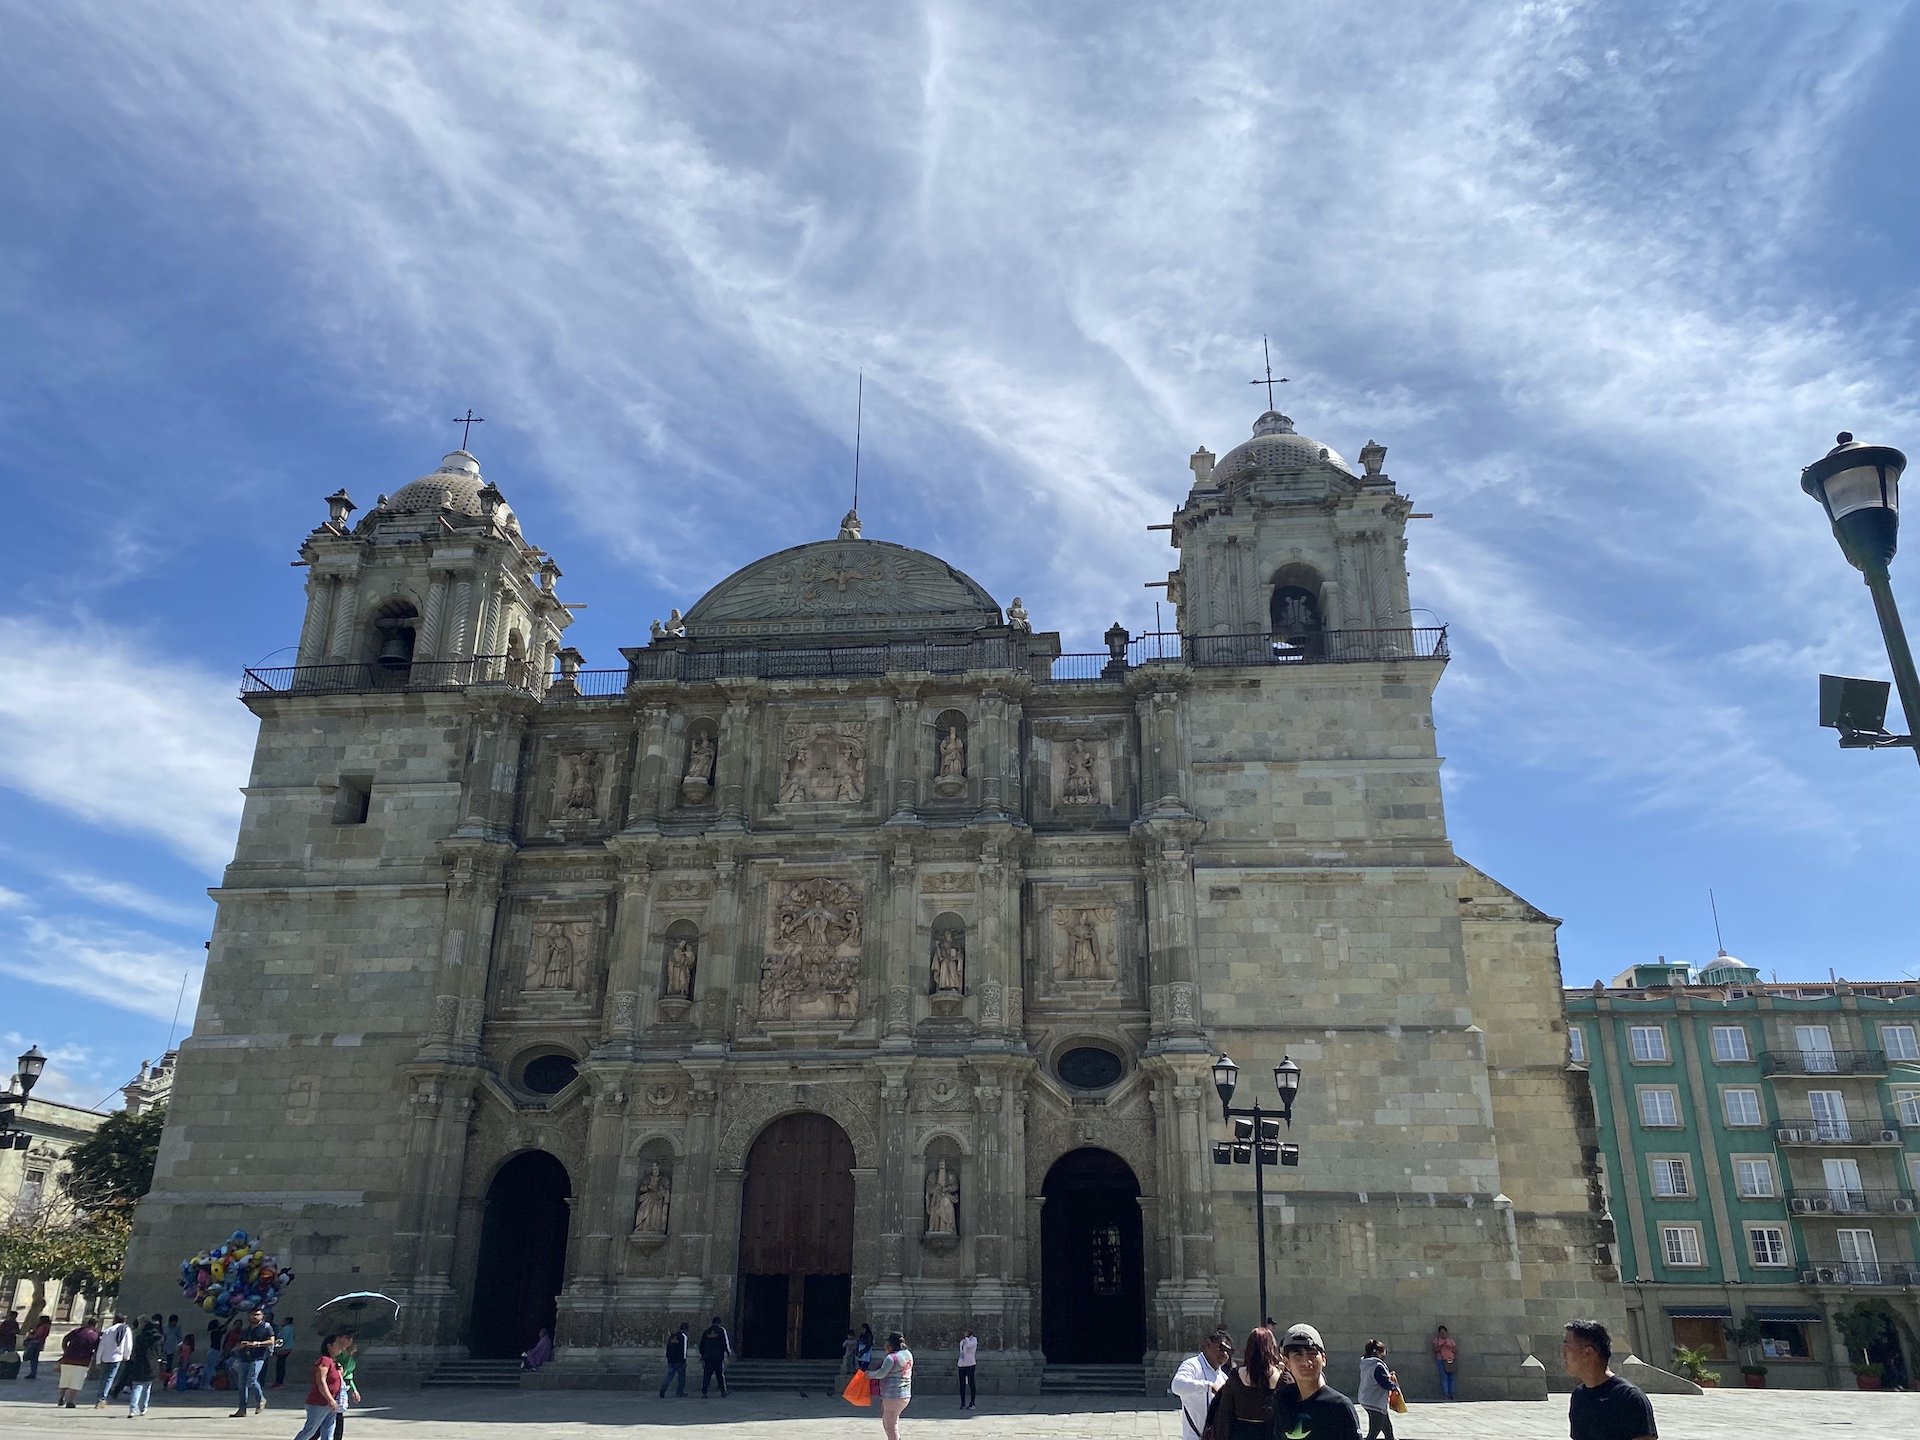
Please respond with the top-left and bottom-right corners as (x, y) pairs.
(61, 1104), (166, 1213)
(0, 1204), (132, 1326)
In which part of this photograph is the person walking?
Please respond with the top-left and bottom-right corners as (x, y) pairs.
(289, 1335), (346, 1440)
(229, 1305), (276, 1416)
(124, 1318), (164, 1418)
(1430, 1324), (1457, 1400)
(0, 1308), (19, 1354)
(1562, 1319), (1656, 1440)
(329, 1334), (360, 1440)
(697, 1316), (731, 1397)
(868, 1330), (913, 1440)
(272, 1316), (296, 1389)
(95, 1312), (133, 1407)
(160, 1316), (184, 1388)
(1274, 1323), (1362, 1439)
(1209, 1326), (1287, 1440)
(1356, 1339), (1397, 1440)
(56, 1317), (100, 1409)
(24, 1313), (53, 1380)
(955, 1328), (978, 1409)
(1169, 1327), (1233, 1440)
(658, 1323), (689, 1398)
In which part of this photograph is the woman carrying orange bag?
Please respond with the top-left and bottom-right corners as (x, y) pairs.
(842, 1366), (872, 1406)
(868, 1331), (914, 1439)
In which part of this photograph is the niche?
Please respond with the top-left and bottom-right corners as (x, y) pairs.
(659, 920), (699, 1021)
(679, 720), (718, 805)
(929, 913), (967, 997)
(1268, 563), (1325, 655)
(931, 709), (969, 799)
(367, 598), (419, 673)
(631, 1138), (675, 1244)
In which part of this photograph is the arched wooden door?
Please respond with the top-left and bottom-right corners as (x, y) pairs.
(1041, 1147), (1146, 1363)
(467, 1150), (571, 1358)
(737, 1113), (855, 1358)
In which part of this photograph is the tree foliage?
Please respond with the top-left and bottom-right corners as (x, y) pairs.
(0, 1207), (133, 1317)
(61, 1104), (166, 1212)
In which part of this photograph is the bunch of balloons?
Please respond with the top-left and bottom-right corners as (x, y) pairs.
(179, 1230), (294, 1319)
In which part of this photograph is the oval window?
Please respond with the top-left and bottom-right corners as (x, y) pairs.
(520, 1054), (579, 1095)
(1057, 1046), (1124, 1091)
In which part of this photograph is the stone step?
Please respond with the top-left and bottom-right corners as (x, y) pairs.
(1040, 1364), (1148, 1394)
(422, 1360), (523, 1389)
(716, 1360), (848, 1391)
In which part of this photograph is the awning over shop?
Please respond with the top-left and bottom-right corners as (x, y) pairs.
(1750, 1307), (1822, 1322)
(1664, 1305), (1732, 1319)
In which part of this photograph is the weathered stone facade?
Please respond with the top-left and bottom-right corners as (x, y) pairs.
(125, 419), (1622, 1395)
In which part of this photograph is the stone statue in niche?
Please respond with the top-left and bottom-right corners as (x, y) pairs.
(526, 920), (592, 992)
(664, 938), (697, 999)
(681, 730), (715, 801)
(758, 877), (863, 1021)
(930, 925), (966, 995)
(633, 1162), (671, 1234)
(560, 751), (601, 819)
(1054, 905), (1117, 981)
(1061, 738), (1101, 805)
(924, 1159), (959, 1236)
(776, 721), (867, 805)
(933, 725), (967, 797)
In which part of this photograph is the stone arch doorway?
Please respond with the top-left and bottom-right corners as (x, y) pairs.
(1041, 1147), (1146, 1363)
(467, 1150), (572, 1358)
(737, 1112), (855, 1359)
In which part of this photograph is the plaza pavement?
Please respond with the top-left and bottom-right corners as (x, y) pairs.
(2, 1370), (1915, 1440)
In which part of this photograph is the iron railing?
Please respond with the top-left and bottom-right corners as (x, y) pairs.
(1772, 1118), (1903, 1146)
(1801, 1261), (1920, 1287)
(243, 626), (1450, 698)
(1761, 1048), (1889, 1077)
(1786, 1188), (1917, 1217)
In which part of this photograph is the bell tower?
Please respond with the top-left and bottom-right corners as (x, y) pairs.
(1168, 411), (1412, 647)
(294, 449), (571, 682)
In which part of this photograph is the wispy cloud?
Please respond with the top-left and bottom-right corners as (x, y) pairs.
(0, 616), (251, 872)
(0, 1032), (115, 1111)
(0, 914), (205, 1025)
(52, 871), (211, 930)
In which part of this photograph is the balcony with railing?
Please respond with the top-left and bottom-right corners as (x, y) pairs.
(243, 625), (1450, 699)
(1800, 1260), (1920, 1287)
(1772, 1118), (1904, 1147)
(1785, 1188), (1919, 1217)
(1761, 1048), (1889, 1077)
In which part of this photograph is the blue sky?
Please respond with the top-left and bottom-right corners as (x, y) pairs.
(2, 1), (1917, 1110)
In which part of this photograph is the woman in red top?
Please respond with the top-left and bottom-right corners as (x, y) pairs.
(289, 1335), (345, 1440)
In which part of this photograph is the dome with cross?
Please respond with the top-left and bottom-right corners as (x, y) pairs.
(1208, 412), (1354, 492)
(381, 450), (518, 532)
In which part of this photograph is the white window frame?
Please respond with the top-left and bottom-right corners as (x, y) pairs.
(1732, 1156), (1776, 1199)
(1710, 1025), (1750, 1062)
(1567, 1027), (1586, 1063)
(1650, 1156), (1692, 1198)
(1638, 1087), (1681, 1129)
(1629, 1025), (1670, 1063)
(1746, 1224), (1791, 1269)
(1882, 1024), (1919, 1062)
(1722, 1087), (1764, 1127)
(1661, 1224), (1704, 1268)
(1895, 1088), (1920, 1128)
(1796, 1025), (1837, 1072)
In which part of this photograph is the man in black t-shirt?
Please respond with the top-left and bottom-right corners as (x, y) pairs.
(1273, 1323), (1362, 1440)
(1562, 1319), (1656, 1440)
(228, 1306), (277, 1417)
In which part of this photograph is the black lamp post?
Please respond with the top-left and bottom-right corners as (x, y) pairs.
(1801, 432), (1920, 766)
(0, 1044), (48, 1150)
(1210, 1052), (1302, 1324)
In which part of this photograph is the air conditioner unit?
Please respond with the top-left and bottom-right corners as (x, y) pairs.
(1878, 1128), (1900, 1143)
(1808, 1197), (1833, 1212)
(1894, 1198), (1917, 1215)
(1818, 1267), (1839, 1283)
(1789, 1197), (1813, 1214)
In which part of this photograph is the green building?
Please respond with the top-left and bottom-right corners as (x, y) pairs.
(1566, 956), (1920, 1389)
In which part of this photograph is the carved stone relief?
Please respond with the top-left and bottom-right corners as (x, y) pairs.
(978, 979), (1003, 1027)
(525, 919), (595, 993)
(557, 750), (603, 820)
(1052, 905), (1117, 981)
(1056, 737), (1108, 807)
(778, 720), (867, 804)
(758, 877), (863, 1021)
(922, 871), (974, 893)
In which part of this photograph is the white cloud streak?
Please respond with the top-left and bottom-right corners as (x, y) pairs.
(0, 914), (206, 1026)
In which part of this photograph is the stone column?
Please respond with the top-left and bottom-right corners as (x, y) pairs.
(878, 1071), (911, 1280)
(296, 574), (337, 666)
(716, 701), (750, 824)
(570, 1081), (630, 1292)
(889, 692), (920, 818)
(883, 845), (915, 1044)
(1143, 829), (1203, 1039)
(700, 855), (741, 1042)
(418, 570), (451, 659)
(450, 576), (476, 661)
(626, 705), (669, 828)
(655, 711), (687, 818)
(325, 579), (360, 661)
(388, 1068), (480, 1347)
(678, 1076), (722, 1280)
(977, 693), (1007, 814)
(602, 864), (653, 1045)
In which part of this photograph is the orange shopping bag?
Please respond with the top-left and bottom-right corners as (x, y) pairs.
(842, 1369), (872, 1407)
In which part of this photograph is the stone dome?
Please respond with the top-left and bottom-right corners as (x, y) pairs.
(1210, 412), (1353, 490)
(385, 451), (514, 524)
(680, 538), (1002, 641)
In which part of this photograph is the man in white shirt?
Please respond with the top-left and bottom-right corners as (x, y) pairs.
(956, 1329), (979, 1408)
(1169, 1328), (1233, 1439)
(94, 1314), (133, 1408)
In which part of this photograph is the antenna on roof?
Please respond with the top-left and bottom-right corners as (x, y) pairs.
(1709, 889), (1726, 955)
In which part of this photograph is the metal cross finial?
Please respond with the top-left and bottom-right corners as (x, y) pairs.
(1250, 336), (1288, 411)
(451, 409), (485, 449)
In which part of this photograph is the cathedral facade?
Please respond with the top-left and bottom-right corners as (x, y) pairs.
(126, 413), (1621, 1394)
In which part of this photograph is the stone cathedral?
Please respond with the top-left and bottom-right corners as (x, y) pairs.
(126, 409), (1622, 1395)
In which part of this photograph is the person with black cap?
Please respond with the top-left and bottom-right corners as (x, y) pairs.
(1169, 1327), (1233, 1439)
(1274, 1323), (1361, 1439)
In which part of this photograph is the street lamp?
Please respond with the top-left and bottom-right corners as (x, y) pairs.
(1801, 432), (1920, 765)
(1209, 1052), (1303, 1324)
(0, 1044), (48, 1150)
